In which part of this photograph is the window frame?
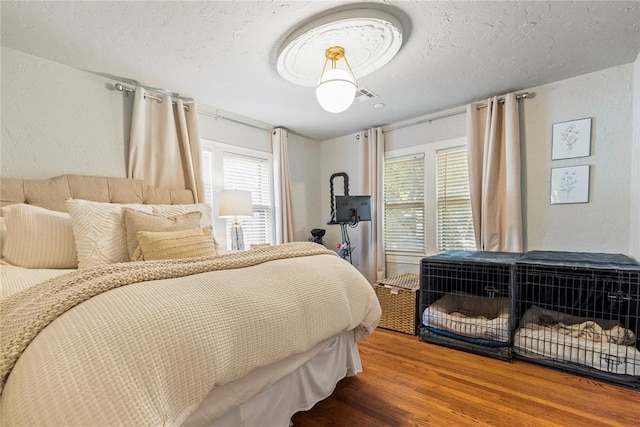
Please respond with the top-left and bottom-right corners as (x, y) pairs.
(200, 139), (275, 250)
(384, 136), (468, 264)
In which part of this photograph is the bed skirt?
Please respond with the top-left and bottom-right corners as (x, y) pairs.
(183, 330), (361, 426)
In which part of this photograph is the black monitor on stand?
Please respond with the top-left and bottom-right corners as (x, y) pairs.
(335, 195), (372, 224)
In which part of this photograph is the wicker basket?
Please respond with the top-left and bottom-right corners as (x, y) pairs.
(374, 273), (420, 335)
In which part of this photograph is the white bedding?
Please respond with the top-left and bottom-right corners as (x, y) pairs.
(185, 330), (360, 426)
(422, 292), (511, 342)
(0, 244), (381, 426)
(0, 261), (72, 299)
(514, 306), (640, 377)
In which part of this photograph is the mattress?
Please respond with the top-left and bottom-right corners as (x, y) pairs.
(514, 306), (640, 377)
(422, 292), (511, 343)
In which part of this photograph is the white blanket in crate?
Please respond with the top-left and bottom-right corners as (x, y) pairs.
(422, 292), (511, 342)
(514, 305), (640, 377)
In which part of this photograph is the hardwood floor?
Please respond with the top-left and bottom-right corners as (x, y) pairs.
(292, 328), (640, 427)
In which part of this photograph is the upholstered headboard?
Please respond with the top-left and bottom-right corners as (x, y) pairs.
(0, 174), (195, 212)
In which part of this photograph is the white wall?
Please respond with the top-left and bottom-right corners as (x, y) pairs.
(320, 63), (637, 279)
(1, 47), (322, 244)
(287, 132), (322, 242)
(1, 47), (131, 179)
(522, 63), (634, 254)
(319, 133), (365, 266)
(631, 53), (640, 261)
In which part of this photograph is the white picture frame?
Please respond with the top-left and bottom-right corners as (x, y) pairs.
(551, 117), (591, 160)
(550, 165), (590, 205)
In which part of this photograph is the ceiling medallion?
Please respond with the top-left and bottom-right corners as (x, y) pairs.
(276, 8), (404, 88)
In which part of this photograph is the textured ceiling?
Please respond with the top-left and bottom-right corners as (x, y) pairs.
(2, 1), (639, 141)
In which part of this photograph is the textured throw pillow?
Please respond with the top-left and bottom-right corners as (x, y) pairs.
(122, 208), (202, 261)
(2, 204), (78, 268)
(67, 199), (153, 269)
(152, 203), (213, 229)
(136, 228), (217, 261)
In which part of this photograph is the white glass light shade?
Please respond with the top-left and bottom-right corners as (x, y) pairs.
(218, 190), (253, 217)
(316, 68), (356, 113)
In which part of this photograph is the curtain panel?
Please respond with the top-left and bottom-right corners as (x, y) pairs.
(361, 127), (386, 283)
(466, 93), (523, 252)
(128, 87), (205, 202)
(272, 128), (294, 244)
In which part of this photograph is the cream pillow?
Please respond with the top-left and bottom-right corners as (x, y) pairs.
(152, 203), (213, 229)
(67, 199), (153, 269)
(122, 208), (202, 261)
(136, 228), (217, 261)
(2, 204), (78, 269)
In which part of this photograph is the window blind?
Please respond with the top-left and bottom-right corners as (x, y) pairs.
(384, 155), (425, 253)
(436, 148), (475, 251)
(223, 152), (273, 247)
(201, 149), (214, 206)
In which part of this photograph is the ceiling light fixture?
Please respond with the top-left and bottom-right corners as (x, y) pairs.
(316, 46), (357, 113)
(276, 7), (404, 113)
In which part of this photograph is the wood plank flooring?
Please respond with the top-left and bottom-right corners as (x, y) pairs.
(291, 328), (640, 426)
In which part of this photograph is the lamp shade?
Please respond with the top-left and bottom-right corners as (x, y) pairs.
(218, 190), (253, 217)
(316, 68), (356, 113)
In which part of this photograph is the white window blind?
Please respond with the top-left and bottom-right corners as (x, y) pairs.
(436, 148), (476, 251)
(384, 155), (425, 253)
(223, 152), (273, 248)
(201, 149), (214, 206)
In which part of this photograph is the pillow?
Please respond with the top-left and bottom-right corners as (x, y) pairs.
(152, 203), (213, 229)
(67, 199), (153, 269)
(2, 204), (78, 268)
(122, 208), (203, 261)
(135, 228), (217, 261)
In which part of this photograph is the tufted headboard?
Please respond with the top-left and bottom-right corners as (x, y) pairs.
(0, 174), (195, 212)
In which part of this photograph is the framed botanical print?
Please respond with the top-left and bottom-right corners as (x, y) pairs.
(551, 118), (591, 160)
(550, 165), (590, 204)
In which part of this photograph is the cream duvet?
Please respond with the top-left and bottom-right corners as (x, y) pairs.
(0, 243), (381, 426)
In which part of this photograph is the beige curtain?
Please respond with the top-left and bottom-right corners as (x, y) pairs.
(272, 128), (294, 243)
(128, 87), (205, 202)
(360, 127), (386, 283)
(467, 93), (523, 252)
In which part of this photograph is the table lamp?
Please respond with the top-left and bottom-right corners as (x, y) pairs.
(218, 190), (253, 250)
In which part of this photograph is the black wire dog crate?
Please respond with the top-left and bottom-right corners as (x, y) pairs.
(514, 251), (640, 387)
(419, 251), (522, 361)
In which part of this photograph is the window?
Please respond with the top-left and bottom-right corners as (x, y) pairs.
(201, 140), (274, 250)
(384, 137), (473, 256)
(384, 154), (425, 253)
(222, 152), (272, 247)
(436, 148), (475, 251)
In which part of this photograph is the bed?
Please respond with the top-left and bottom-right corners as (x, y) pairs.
(422, 292), (511, 345)
(514, 305), (640, 377)
(0, 174), (382, 426)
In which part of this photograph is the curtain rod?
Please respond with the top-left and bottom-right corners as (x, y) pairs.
(114, 83), (190, 111)
(382, 91), (533, 133)
(476, 91), (531, 109)
(196, 105), (274, 133)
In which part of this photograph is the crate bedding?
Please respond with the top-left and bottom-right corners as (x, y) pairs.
(514, 305), (640, 376)
(421, 292), (511, 344)
(0, 175), (382, 426)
